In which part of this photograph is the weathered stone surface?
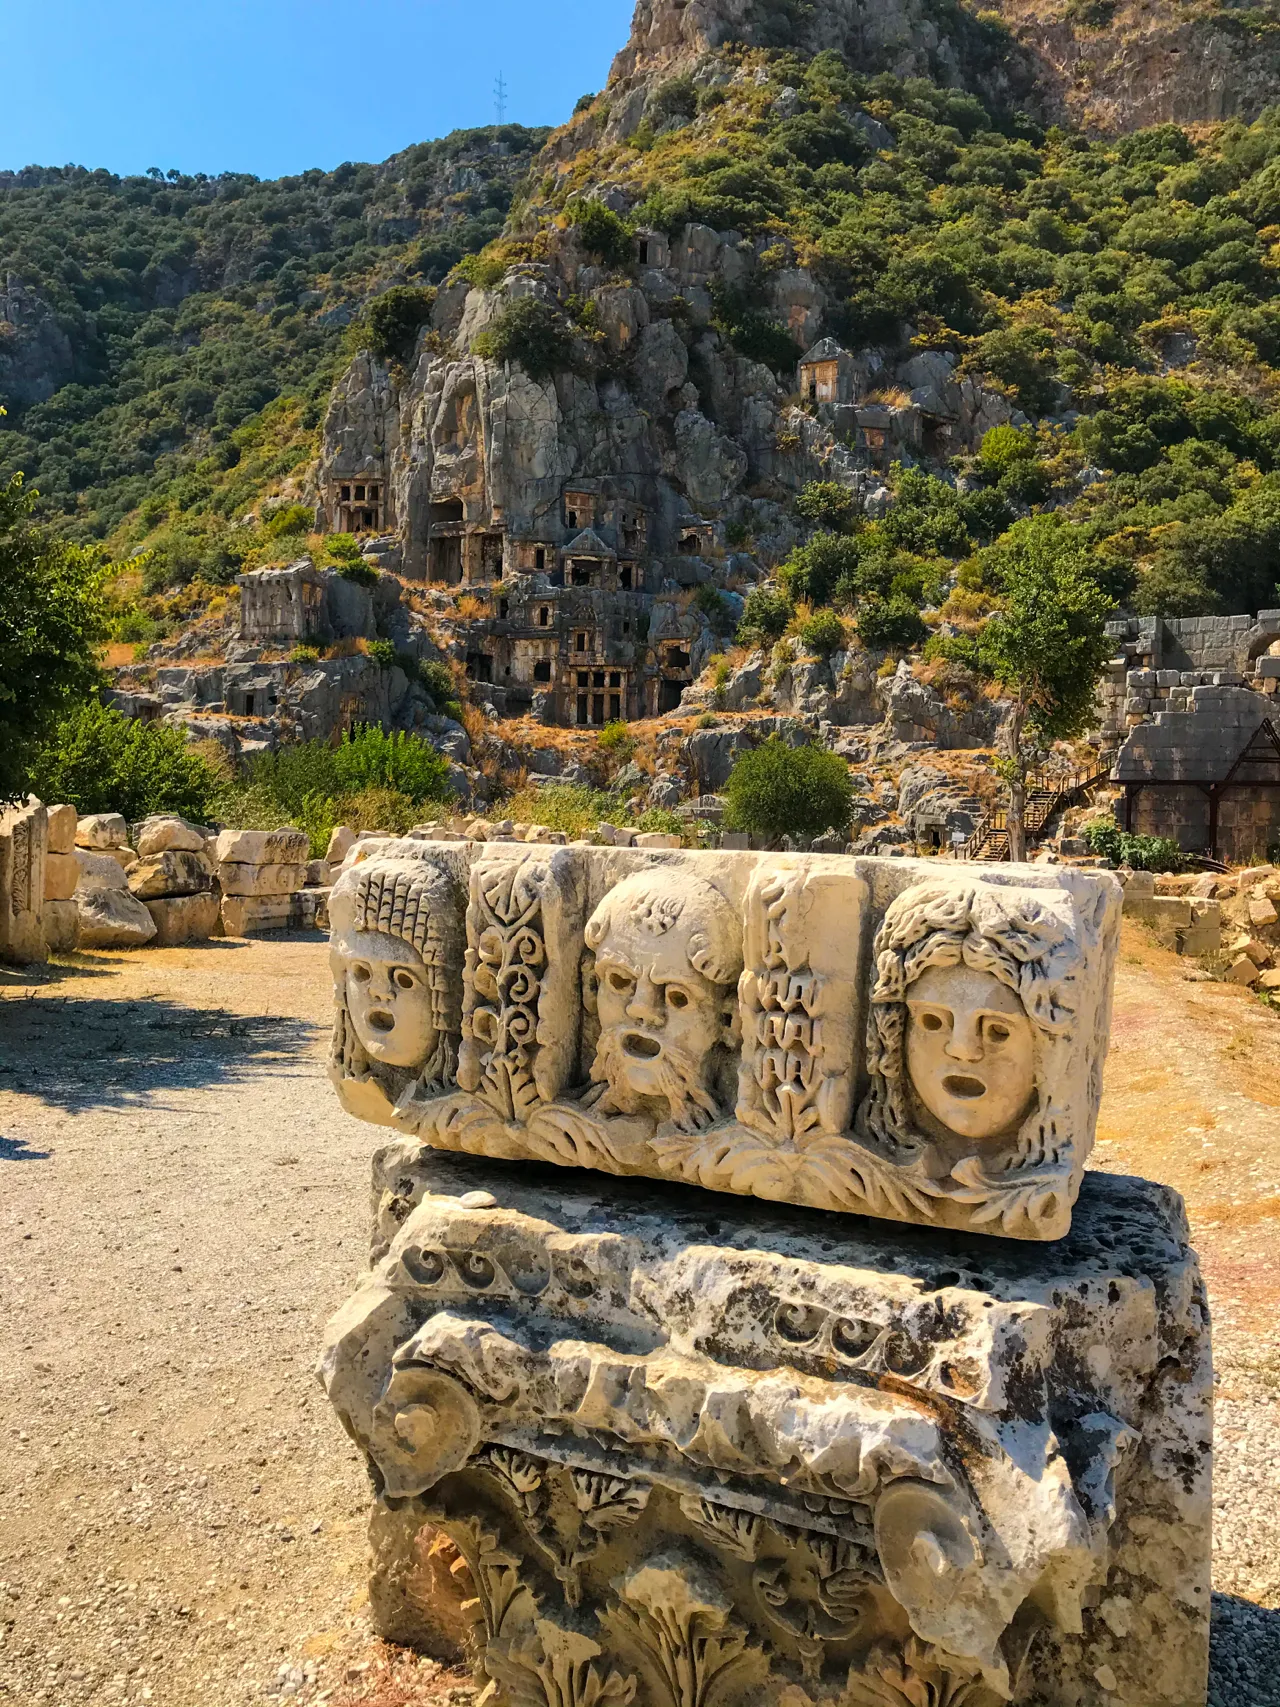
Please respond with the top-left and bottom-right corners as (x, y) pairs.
(43, 851), (80, 903)
(128, 851), (212, 901)
(75, 812), (129, 850)
(214, 827), (309, 866)
(321, 1151), (1211, 1707)
(42, 898), (79, 955)
(1, 800), (49, 965)
(220, 893), (294, 937)
(45, 803), (77, 855)
(145, 891), (220, 946)
(326, 825), (357, 865)
(74, 849), (129, 891)
(327, 843), (1121, 1240)
(76, 886), (157, 949)
(135, 815), (208, 857)
(218, 860), (308, 898)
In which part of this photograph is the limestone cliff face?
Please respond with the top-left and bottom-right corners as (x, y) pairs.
(987, 0), (1280, 130)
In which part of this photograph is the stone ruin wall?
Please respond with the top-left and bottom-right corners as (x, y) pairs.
(318, 839), (1212, 1707)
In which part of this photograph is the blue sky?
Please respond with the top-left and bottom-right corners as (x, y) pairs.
(0, 0), (636, 179)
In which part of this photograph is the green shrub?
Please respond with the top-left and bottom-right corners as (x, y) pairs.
(334, 558), (378, 588)
(367, 638), (398, 670)
(570, 201), (634, 268)
(796, 481), (859, 533)
(263, 502), (314, 537)
(738, 586), (795, 646)
(325, 533), (362, 563)
(1083, 819), (1190, 872)
(474, 297), (573, 381)
(798, 608), (846, 656)
(598, 720), (635, 761)
(779, 532), (862, 605)
(365, 286), (437, 365)
(29, 700), (220, 822)
(725, 738), (854, 846)
(290, 645), (320, 665)
(856, 596), (929, 651)
(694, 583), (734, 633)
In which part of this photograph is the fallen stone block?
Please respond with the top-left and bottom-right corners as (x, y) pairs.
(305, 859), (332, 888)
(218, 860), (308, 897)
(1248, 893), (1279, 929)
(128, 851), (211, 901)
(292, 888), (330, 931)
(220, 893), (293, 937)
(135, 815), (208, 857)
(76, 886), (157, 949)
(75, 812), (128, 850)
(44, 851), (80, 903)
(145, 891), (220, 946)
(45, 804), (77, 855)
(633, 831), (682, 849)
(1260, 968), (1280, 991)
(1227, 953), (1261, 986)
(74, 849), (128, 891)
(326, 825), (357, 865)
(213, 826), (309, 866)
(42, 899), (79, 955)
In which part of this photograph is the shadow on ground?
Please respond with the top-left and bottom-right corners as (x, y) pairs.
(0, 992), (322, 1113)
(1210, 1592), (1280, 1705)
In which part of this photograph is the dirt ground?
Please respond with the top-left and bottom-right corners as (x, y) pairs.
(0, 922), (1277, 1707)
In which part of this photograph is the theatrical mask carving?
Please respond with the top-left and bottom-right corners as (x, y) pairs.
(583, 873), (742, 1134)
(327, 845), (1121, 1240)
(329, 854), (465, 1118)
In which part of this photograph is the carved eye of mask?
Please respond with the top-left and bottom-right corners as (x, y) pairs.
(608, 970), (636, 996)
(393, 968), (420, 993)
(352, 962), (372, 985)
(666, 986), (691, 1011)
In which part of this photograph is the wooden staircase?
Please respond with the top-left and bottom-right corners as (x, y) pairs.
(962, 753), (1117, 863)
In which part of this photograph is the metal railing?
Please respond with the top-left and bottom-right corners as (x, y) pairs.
(961, 751), (1118, 863)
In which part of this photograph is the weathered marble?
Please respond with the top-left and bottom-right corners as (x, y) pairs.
(320, 1153), (1211, 1707)
(328, 844), (1122, 1240)
(0, 799), (48, 966)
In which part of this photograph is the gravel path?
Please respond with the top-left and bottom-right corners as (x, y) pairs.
(0, 925), (1277, 1705)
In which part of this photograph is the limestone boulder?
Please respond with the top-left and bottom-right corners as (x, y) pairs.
(128, 851), (212, 901)
(214, 827), (309, 866)
(74, 849), (129, 891)
(42, 899), (79, 955)
(218, 861), (307, 897)
(75, 812), (129, 850)
(45, 803), (77, 855)
(326, 825), (357, 865)
(44, 851), (80, 903)
(76, 886), (157, 949)
(145, 891), (220, 946)
(135, 815), (208, 857)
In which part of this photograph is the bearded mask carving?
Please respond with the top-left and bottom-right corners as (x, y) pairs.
(583, 874), (743, 1134)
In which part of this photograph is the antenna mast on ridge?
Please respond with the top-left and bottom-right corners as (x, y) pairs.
(495, 71), (508, 125)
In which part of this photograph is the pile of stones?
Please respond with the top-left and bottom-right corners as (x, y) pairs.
(319, 838), (1213, 1707)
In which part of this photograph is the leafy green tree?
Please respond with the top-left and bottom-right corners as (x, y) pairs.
(725, 738), (854, 846)
(569, 201), (635, 268)
(474, 298), (573, 381)
(795, 481), (860, 533)
(0, 475), (109, 802)
(365, 286), (438, 366)
(29, 700), (220, 821)
(978, 517), (1115, 861)
(797, 608), (846, 656)
(738, 586), (795, 647)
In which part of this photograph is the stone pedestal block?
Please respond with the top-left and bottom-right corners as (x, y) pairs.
(321, 1152), (1210, 1707)
(45, 803), (77, 855)
(145, 891), (220, 945)
(218, 860), (308, 897)
(0, 800), (48, 965)
(214, 827), (309, 865)
(220, 893), (294, 937)
(129, 850), (212, 900)
(44, 851), (80, 903)
(42, 898), (79, 955)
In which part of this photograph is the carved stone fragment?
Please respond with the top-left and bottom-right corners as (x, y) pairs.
(327, 844), (1122, 1239)
(320, 1152), (1211, 1707)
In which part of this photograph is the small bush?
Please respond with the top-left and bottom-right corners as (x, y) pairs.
(263, 502), (314, 537)
(856, 596), (928, 651)
(796, 481), (859, 533)
(29, 700), (220, 823)
(1083, 820), (1190, 872)
(598, 720), (635, 762)
(725, 738), (854, 846)
(325, 533), (362, 563)
(798, 608), (846, 656)
(365, 285), (437, 365)
(694, 583), (734, 633)
(290, 645), (320, 665)
(334, 558), (378, 588)
(367, 638), (398, 670)
(474, 297), (573, 381)
(738, 586), (795, 646)
(570, 201), (634, 269)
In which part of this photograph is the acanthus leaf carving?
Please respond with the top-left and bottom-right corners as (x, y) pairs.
(601, 1558), (770, 1707)
(843, 1637), (989, 1707)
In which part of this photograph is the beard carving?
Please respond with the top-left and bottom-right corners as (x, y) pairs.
(588, 1022), (723, 1134)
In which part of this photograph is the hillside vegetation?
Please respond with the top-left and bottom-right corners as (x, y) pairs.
(0, 125), (547, 549)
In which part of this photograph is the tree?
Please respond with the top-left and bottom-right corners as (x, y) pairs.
(0, 474), (109, 802)
(28, 700), (220, 822)
(978, 517), (1115, 862)
(474, 297), (573, 381)
(725, 738), (854, 846)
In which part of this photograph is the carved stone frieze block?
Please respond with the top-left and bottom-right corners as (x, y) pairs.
(328, 844), (1121, 1239)
(320, 1152), (1211, 1707)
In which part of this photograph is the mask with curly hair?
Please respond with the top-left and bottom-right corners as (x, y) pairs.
(856, 881), (1074, 1165)
(330, 857), (465, 1096)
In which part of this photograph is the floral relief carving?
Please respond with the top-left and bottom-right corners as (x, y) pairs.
(843, 1638), (989, 1707)
(602, 1558), (769, 1707)
(494, 1620), (638, 1707)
